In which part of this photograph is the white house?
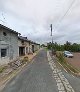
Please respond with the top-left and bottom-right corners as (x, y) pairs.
(0, 24), (19, 65)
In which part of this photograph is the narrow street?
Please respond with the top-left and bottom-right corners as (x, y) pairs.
(1, 49), (80, 92)
(1, 0), (80, 92)
(1, 49), (58, 92)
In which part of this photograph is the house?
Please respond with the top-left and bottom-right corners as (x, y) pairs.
(0, 24), (40, 65)
(18, 36), (32, 56)
(36, 43), (40, 50)
(18, 36), (40, 56)
(32, 42), (40, 52)
(28, 41), (40, 53)
(0, 24), (19, 65)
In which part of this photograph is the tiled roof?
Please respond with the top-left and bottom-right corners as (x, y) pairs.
(18, 36), (30, 42)
(0, 24), (19, 34)
(18, 36), (40, 45)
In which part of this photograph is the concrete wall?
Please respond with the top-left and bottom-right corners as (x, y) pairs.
(0, 28), (18, 65)
(34, 44), (40, 52)
(31, 43), (40, 53)
(18, 39), (30, 55)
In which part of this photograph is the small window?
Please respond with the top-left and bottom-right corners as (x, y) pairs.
(22, 41), (24, 44)
(3, 32), (7, 36)
(1, 49), (7, 57)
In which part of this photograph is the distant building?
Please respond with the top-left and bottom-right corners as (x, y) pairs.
(0, 24), (19, 65)
(18, 36), (40, 56)
(18, 36), (31, 56)
(33, 43), (40, 52)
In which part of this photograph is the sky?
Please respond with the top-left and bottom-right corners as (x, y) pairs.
(0, 0), (80, 44)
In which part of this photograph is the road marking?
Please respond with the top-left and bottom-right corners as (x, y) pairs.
(47, 51), (75, 92)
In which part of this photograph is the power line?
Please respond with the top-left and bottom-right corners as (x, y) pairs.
(59, 0), (76, 23)
(54, 0), (76, 29)
(50, 0), (76, 43)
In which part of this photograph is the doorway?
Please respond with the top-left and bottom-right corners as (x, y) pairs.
(19, 47), (25, 56)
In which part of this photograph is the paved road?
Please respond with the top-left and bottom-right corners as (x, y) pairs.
(62, 70), (80, 92)
(2, 49), (80, 92)
(2, 49), (58, 92)
(50, 51), (80, 92)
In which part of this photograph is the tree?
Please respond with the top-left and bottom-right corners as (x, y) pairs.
(47, 41), (80, 52)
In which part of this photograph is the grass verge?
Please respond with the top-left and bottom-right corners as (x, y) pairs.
(56, 51), (80, 75)
(0, 66), (6, 73)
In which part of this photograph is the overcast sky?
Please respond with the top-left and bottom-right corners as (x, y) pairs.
(0, 0), (80, 44)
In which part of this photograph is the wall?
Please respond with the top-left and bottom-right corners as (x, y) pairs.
(0, 28), (18, 65)
(34, 44), (40, 52)
(18, 39), (30, 55)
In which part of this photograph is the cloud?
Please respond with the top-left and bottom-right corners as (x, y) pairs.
(0, 0), (80, 44)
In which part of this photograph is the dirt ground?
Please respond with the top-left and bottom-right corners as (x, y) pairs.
(66, 53), (80, 70)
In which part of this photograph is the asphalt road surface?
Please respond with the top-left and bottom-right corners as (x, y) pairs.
(1, 49), (80, 92)
(2, 49), (58, 92)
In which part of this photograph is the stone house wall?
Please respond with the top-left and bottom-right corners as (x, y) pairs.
(0, 28), (18, 65)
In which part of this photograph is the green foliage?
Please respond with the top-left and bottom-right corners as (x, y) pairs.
(56, 52), (79, 73)
(47, 44), (52, 50)
(57, 53), (64, 63)
(0, 67), (5, 73)
(22, 56), (28, 63)
(64, 42), (80, 52)
(47, 41), (80, 52)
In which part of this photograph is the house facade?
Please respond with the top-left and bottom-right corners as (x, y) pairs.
(0, 24), (40, 65)
(32, 42), (40, 53)
(18, 36), (40, 56)
(18, 36), (31, 56)
(0, 24), (19, 65)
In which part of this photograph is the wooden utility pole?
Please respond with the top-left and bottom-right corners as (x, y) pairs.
(50, 24), (53, 55)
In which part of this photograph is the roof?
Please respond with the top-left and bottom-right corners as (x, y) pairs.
(18, 36), (40, 45)
(34, 42), (40, 45)
(0, 24), (19, 34)
(18, 36), (30, 42)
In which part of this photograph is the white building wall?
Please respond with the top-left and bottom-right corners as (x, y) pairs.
(0, 28), (18, 65)
(18, 39), (30, 54)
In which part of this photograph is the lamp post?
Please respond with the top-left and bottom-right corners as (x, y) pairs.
(50, 24), (54, 55)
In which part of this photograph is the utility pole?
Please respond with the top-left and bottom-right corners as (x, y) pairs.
(50, 24), (53, 55)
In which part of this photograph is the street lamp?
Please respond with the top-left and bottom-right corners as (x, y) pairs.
(50, 24), (54, 55)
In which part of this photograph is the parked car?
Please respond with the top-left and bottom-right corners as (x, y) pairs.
(63, 51), (73, 58)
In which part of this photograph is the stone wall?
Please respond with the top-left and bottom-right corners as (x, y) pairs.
(0, 28), (18, 65)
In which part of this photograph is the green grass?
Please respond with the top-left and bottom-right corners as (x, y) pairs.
(56, 51), (79, 74)
(45, 47), (48, 51)
(0, 67), (5, 73)
(22, 56), (29, 63)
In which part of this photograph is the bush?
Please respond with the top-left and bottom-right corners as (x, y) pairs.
(56, 52), (64, 63)
(0, 67), (5, 73)
(22, 56), (28, 64)
(47, 41), (80, 52)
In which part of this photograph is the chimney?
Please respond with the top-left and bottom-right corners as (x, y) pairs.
(24, 37), (27, 39)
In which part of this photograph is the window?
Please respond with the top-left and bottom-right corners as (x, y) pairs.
(21, 41), (24, 45)
(3, 32), (7, 36)
(1, 49), (7, 57)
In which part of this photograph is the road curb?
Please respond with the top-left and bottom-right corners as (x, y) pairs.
(47, 51), (75, 92)
(54, 56), (80, 77)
